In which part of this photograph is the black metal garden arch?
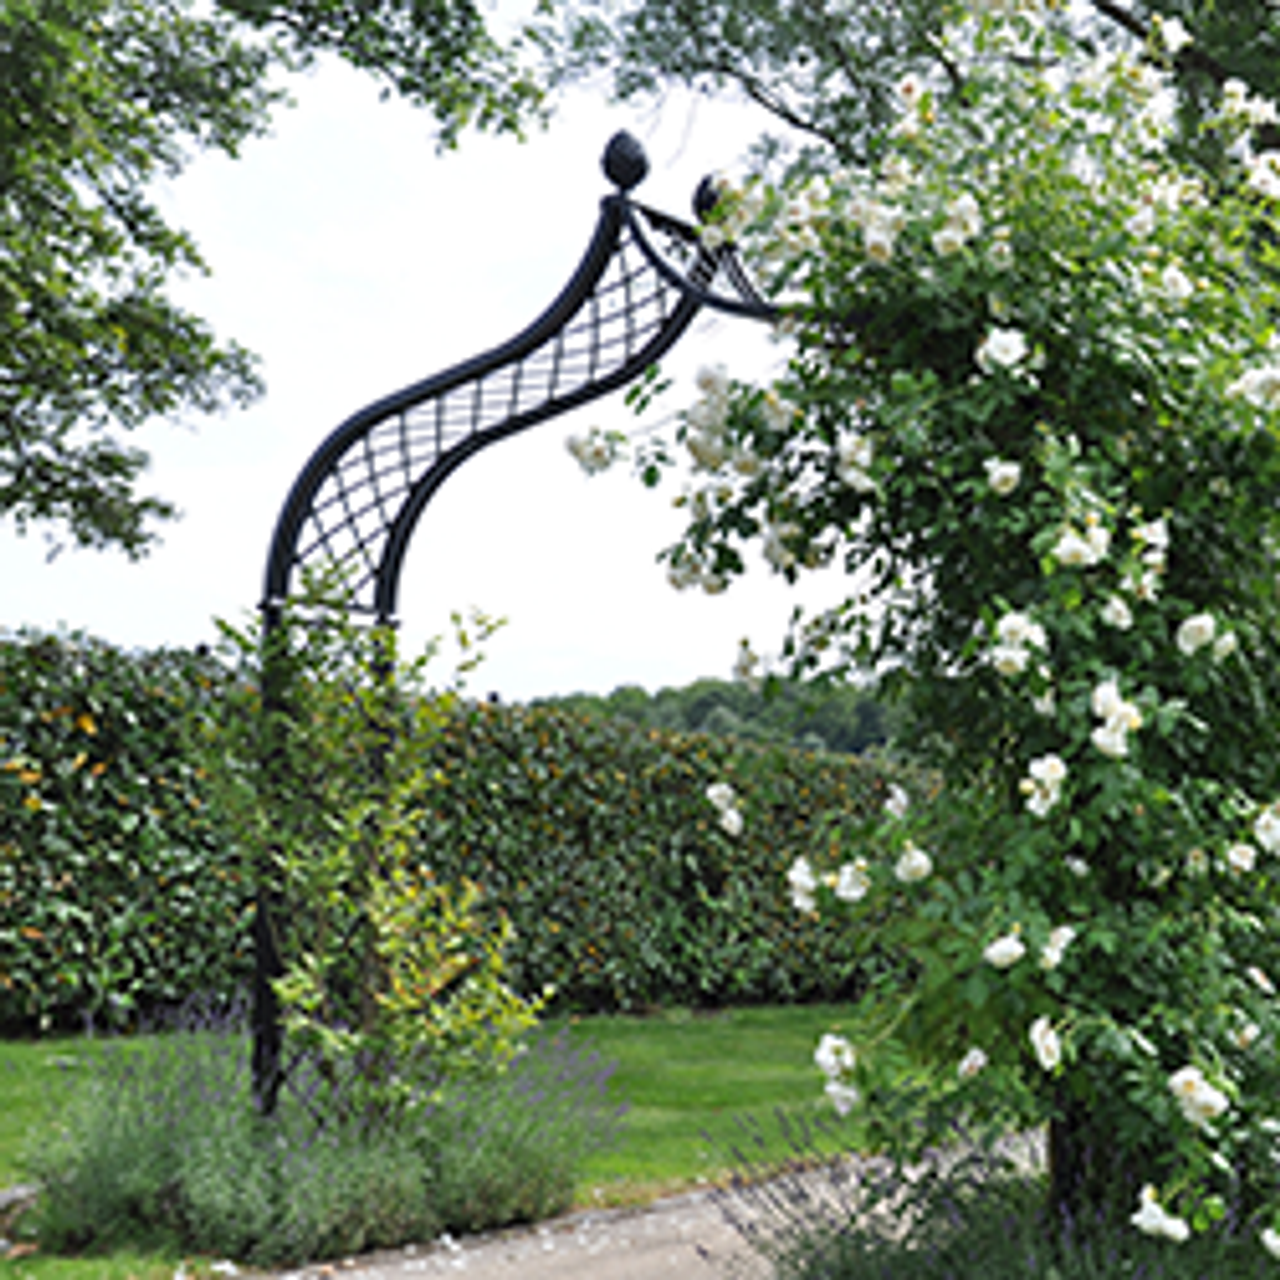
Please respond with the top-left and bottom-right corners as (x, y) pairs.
(253, 131), (777, 1111)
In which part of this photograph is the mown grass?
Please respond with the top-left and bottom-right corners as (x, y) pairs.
(550, 1003), (860, 1203)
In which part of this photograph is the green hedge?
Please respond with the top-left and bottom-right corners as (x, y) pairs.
(0, 630), (251, 1033)
(2, 630), (898, 1032)
(420, 698), (889, 1011)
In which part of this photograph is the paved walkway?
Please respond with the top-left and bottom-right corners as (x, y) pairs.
(269, 1189), (769, 1280)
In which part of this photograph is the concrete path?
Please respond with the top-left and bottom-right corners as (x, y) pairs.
(269, 1189), (769, 1280)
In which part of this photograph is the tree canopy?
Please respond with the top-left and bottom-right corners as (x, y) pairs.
(0, 0), (545, 557)
(544, 0), (1280, 165)
(532, 673), (897, 755)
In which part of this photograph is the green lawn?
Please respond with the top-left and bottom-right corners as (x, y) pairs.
(547, 1003), (862, 1203)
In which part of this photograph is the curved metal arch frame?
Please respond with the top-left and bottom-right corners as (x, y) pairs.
(261, 138), (777, 634)
(252, 132), (777, 1115)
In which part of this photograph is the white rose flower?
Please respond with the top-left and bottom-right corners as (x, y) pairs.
(763, 522), (798, 572)
(1030, 1016), (1062, 1071)
(933, 223), (967, 256)
(1254, 802), (1280, 855)
(1090, 680), (1141, 757)
(566, 428), (621, 475)
(1127, 204), (1157, 238)
(1084, 518), (1111, 562)
(1223, 842), (1256, 876)
(1232, 1021), (1261, 1051)
(894, 842), (933, 883)
(700, 224), (727, 250)
(1261, 1227), (1280, 1260)
(1040, 924), (1077, 969)
(1247, 965), (1275, 994)
(1157, 15), (1193, 54)
(1092, 721), (1131, 759)
(976, 326), (1030, 373)
(1065, 856), (1091, 878)
(957, 1048), (988, 1080)
(1021, 753), (1067, 818)
(695, 364), (730, 401)
(1101, 595), (1134, 629)
(787, 856), (818, 912)
(996, 611), (1046, 649)
(1160, 263), (1194, 302)
(1168, 1065), (1230, 1131)
(1133, 568), (1162, 601)
(1212, 631), (1238, 661)
(1133, 515), (1170, 555)
(834, 860), (871, 902)
(1227, 363), (1280, 410)
(1092, 679), (1120, 719)
(733, 639), (761, 687)
(719, 807), (744, 837)
(864, 220), (896, 263)
(1053, 527), (1100, 567)
(1030, 753), (1068, 788)
(991, 643), (1031, 676)
(984, 458), (1022, 495)
(884, 783), (910, 819)
(837, 435), (877, 491)
(814, 1032), (856, 1078)
(984, 932), (1026, 969)
(706, 782), (736, 812)
(897, 72), (925, 103)
(1176, 612), (1216, 655)
(1131, 1186), (1190, 1242)
(825, 1079), (860, 1116)
(948, 192), (982, 238)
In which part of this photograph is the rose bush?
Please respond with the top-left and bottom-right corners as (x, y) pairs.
(591, 0), (1280, 1251)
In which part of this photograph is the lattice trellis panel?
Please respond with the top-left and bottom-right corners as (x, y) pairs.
(262, 134), (775, 629)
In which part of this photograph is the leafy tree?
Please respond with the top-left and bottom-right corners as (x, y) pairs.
(535, 674), (895, 754)
(543, 0), (1280, 165)
(193, 587), (537, 1117)
(0, 0), (544, 557)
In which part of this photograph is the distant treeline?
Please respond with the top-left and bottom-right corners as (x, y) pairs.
(530, 676), (899, 756)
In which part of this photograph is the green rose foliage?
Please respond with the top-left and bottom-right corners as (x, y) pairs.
(628, 2), (1280, 1235)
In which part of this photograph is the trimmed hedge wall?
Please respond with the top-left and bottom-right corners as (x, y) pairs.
(421, 698), (890, 1012)
(1, 630), (250, 1033)
(3, 630), (896, 1032)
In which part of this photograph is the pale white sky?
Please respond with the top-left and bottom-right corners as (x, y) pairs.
(2, 59), (846, 701)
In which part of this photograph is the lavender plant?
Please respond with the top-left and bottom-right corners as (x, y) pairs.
(27, 1001), (625, 1266)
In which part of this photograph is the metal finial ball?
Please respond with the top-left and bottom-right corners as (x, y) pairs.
(693, 175), (721, 223)
(602, 131), (649, 191)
